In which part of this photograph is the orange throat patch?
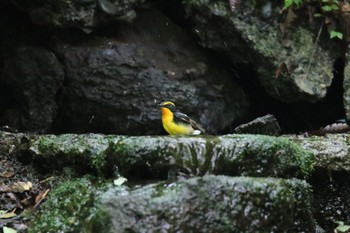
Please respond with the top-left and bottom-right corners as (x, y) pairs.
(161, 107), (173, 120)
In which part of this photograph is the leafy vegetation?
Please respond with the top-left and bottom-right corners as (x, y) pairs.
(284, 0), (343, 40)
(284, 0), (303, 9)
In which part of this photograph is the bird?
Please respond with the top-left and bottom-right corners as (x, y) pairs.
(159, 101), (205, 135)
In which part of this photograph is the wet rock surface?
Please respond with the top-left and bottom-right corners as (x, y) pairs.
(23, 175), (316, 233)
(93, 176), (314, 233)
(1, 131), (350, 232)
(17, 133), (314, 179)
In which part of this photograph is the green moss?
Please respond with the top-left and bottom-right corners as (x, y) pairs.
(29, 134), (120, 175)
(218, 134), (314, 178)
(28, 176), (109, 233)
(97, 175), (315, 232)
(28, 134), (315, 179)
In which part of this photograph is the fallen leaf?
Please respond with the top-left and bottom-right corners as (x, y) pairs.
(3, 226), (17, 233)
(10, 181), (32, 193)
(39, 176), (55, 184)
(0, 209), (17, 219)
(275, 63), (289, 78)
(6, 192), (23, 209)
(0, 171), (15, 178)
(34, 189), (50, 208)
(0, 184), (11, 193)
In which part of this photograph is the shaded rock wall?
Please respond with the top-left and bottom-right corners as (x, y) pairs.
(54, 9), (250, 134)
(0, 0), (348, 134)
(0, 2), (250, 135)
(1, 47), (64, 133)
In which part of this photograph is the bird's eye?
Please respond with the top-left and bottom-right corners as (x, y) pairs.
(165, 104), (175, 110)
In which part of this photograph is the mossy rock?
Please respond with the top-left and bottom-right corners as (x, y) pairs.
(23, 134), (124, 175)
(19, 133), (314, 179)
(28, 176), (109, 233)
(29, 175), (315, 233)
(108, 134), (314, 179)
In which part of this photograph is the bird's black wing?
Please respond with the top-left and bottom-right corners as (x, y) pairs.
(174, 112), (206, 134)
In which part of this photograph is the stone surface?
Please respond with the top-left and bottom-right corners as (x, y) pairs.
(55, 9), (250, 135)
(286, 134), (350, 171)
(16, 133), (314, 179)
(182, 0), (335, 103)
(234, 114), (281, 135)
(8, 0), (144, 31)
(3, 131), (350, 232)
(28, 175), (315, 233)
(98, 176), (314, 233)
(343, 56), (350, 120)
(0, 46), (64, 133)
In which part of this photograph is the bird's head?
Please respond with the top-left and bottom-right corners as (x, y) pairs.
(159, 101), (176, 112)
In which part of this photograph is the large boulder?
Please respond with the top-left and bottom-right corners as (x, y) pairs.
(28, 175), (316, 233)
(0, 46), (64, 132)
(17, 133), (314, 179)
(55, 9), (250, 135)
(182, 0), (336, 103)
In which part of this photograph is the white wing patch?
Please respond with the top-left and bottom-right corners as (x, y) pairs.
(192, 130), (201, 135)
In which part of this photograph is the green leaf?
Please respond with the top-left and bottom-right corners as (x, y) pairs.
(284, 0), (302, 8)
(330, 30), (343, 40)
(295, 0), (303, 6)
(322, 5), (333, 11)
(284, 0), (294, 8)
(336, 225), (350, 233)
(330, 4), (339, 10)
(0, 211), (16, 219)
(314, 13), (322, 17)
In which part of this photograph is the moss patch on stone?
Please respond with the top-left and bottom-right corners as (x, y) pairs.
(28, 176), (109, 233)
(26, 134), (123, 175)
(90, 175), (315, 232)
(215, 134), (315, 178)
(19, 133), (314, 179)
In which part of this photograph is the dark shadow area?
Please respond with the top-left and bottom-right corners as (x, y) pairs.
(220, 56), (345, 134)
(309, 169), (350, 232)
(148, 0), (191, 30)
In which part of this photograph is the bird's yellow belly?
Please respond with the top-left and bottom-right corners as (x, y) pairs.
(162, 117), (194, 135)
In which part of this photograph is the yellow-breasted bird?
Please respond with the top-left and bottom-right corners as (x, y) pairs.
(160, 101), (205, 135)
